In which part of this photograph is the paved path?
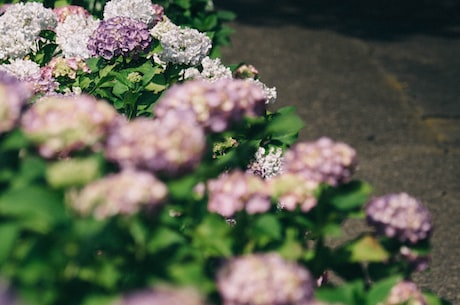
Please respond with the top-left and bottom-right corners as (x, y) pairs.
(215, 0), (460, 303)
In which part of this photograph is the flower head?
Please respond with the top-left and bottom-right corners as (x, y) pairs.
(21, 94), (119, 158)
(68, 169), (167, 219)
(247, 146), (284, 180)
(157, 25), (212, 66)
(366, 193), (433, 244)
(154, 79), (267, 133)
(53, 5), (90, 23)
(0, 72), (32, 133)
(217, 253), (315, 305)
(380, 281), (427, 305)
(0, 2), (56, 60)
(180, 56), (232, 82)
(207, 170), (271, 217)
(103, 0), (164, 28)
(56, 14), (100, 59)
(104, 111), (206, 177)
(87, 16), (152, 60)
(282, 137), (357, 187)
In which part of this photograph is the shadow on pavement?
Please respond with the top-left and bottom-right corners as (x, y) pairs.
(214, 0), (460, 41)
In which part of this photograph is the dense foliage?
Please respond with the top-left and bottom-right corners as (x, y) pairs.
(0, 1), (451, 305)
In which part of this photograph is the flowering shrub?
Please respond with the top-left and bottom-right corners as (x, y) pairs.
(0, 1), (452, 305)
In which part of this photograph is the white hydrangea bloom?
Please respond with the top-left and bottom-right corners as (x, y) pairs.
(180, 57), (232, 82)
(56, 14), (100, 59)
(247, 146), (284, 179)
(158, 26), (212, 66)
(150, 16), (178, 40)
(246, 78), (277, 104)
(0, 2), (57, 60)
(104, 0), (157, 27)
(0, 59), (41, 80)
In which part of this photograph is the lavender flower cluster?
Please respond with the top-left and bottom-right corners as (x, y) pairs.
(217, 253), (315, 305)
(154, 79), (267, 133)
(104, 111), (206, 177)
(282, 137), (357, 187)
(366, 193), (433, 244)
(20, 94), (119, 158)
(87, 16), (152, 60)
(68, 170), (167, 220)
(381, 281), (427, 305)
(207, 170), (271, 218)
(0, 72), (32, 134)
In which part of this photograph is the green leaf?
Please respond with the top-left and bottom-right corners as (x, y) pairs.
(423, 292), (453, 305)
(0, 223), (19, 264)
(147, 227), (185, 253)
(1, 129), (29, 150)
(252, 214), (282, 245)
(328, 181), (373, 211)
(0, 186), (65, 233)
(315, 280), (365, 305)
(112, 81), (129, 97)
(194, 214), (233, 257)
(46, 156), (102, 188)
(265, 107), (304, 145)
(367, 275), (402, 305)
(346, 235), (389, 263)
(217, 10), (237, 21)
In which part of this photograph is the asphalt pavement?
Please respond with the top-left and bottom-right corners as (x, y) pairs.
(214, 0), (460, 303)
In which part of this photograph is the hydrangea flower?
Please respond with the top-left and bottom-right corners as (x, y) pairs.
(180, 56), (232, 82)
(247, 146), (283, 180)
(268, 173), (319, 212)
(87, 16), (152, 60)
(56, 14), (100, 59)
(53, 5), (90, 23)
(20, 94), (119, 158)
(104, 0), (163, 28)
(245, 78), (277, 104)
(282, 137), (357, 187)
(234, 64), (259, 79)
(43, 56), (91, 80)
(233, 65), (277, 104)
(366, 193), (433, 244)
(217, 253), (315, 305)
(0, 2), (56, 60)
(0, 72), (32, 134)
(114, 286), (205, 305)
(380, 281), (427, 305)
(68, 169), (167, 220)
(104, 111), (206, 177)
(0, 280), (21, 305)
(207, 170), (271, 217)
(0, 59), (57, 94)
(156, 25), (212, 66)
(154, 79), (267, 133)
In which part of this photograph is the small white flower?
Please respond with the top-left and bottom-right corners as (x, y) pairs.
(246, 78), (277, 104)
(180, 56), (232, 82)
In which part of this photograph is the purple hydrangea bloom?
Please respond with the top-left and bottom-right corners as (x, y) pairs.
(366, 193), (433, 244)
(154, 79), (267, 133)
(207, 170), (271, 217)
(282, 137), (357, 187)
(115, 286), (205, 305)
(383, 281), (427, 305)
(217, 253), (315, 305)
(87, 16), (152, 60)
(0, 72), (32, 133)
(68, 169), (167, 219)
(104, 111), (206, 177)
